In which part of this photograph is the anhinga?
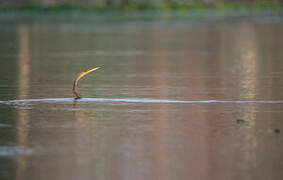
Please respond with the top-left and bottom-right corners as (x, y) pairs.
(73, 67), (100, 99)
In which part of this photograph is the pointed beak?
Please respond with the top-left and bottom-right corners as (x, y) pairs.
(85, 67), (100, 74)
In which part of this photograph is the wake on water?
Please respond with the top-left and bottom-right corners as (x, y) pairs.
(1, 98), (283, 105)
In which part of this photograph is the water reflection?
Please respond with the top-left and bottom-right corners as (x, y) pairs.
(16, 25), (30, 180)
(0, 14), (283, 180)
(235, 24), (258, 177)
(74, 105), (97, 177)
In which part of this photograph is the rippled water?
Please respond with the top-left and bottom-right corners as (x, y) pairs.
(0, 11), (283, 180)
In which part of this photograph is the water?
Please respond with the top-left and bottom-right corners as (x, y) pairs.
(1, 11), (283, 180)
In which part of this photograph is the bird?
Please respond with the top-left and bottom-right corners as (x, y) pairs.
(73, 67), (100, 99)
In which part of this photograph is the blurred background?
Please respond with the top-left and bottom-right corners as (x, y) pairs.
(1, 0), (283, 7)
(0, 0), (283, 5)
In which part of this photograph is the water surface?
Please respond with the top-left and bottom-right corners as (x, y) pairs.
(0, 11), (283, 180)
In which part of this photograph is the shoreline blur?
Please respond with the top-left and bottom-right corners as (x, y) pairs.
(0, 1), (282, 13)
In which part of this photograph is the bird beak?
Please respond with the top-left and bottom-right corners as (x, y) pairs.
(85, 67), (100, 74)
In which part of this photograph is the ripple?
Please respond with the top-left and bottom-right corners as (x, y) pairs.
(0, 146), (34, 156)
(1, 98), (283, 105)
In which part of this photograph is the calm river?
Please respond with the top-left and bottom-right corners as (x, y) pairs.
(0, 11), (283, 180)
